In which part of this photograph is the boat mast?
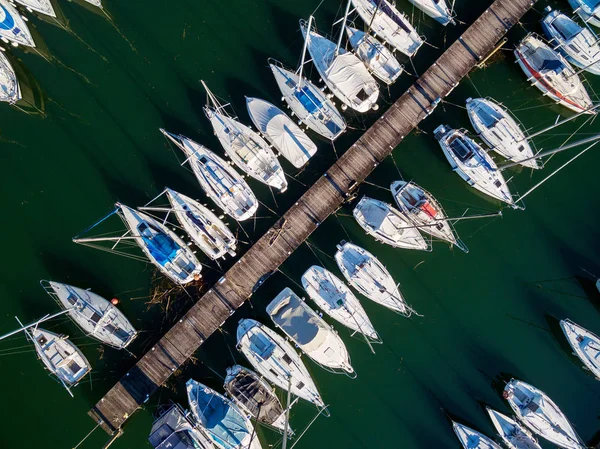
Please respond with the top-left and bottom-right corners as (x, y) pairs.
(200, 80), (224, 112)
(522, 104), (600, 142)
(0, 309), (73, 342)
(281, 376), (293, 449)
(366, 0), (381, 36)
(297, 15), (314, 91)
(335, 0), (353, 57)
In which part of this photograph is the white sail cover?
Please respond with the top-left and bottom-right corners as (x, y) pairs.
(329, 53), (375, 101)
(14, 0), (56, 17)
(246, 97), (317, 168)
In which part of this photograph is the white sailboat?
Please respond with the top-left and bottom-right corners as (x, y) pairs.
(452, 422), (502, 449)
(503, 379), (585, 449)
(201, 81), (287, 192)
(13, 0), (55, 17)
(434, 125), (516, 207)
(408, 0), (455, 26)
(246, 97), (317, 168)
(390, 180), (461, 250)
(301, 265), (380, 342)
(0, 0), (36, 47)
(560, 319), (600, 379)
(542, 9), (600, 76)
(300, 15), (379, 113)
(486, 407), (542, 449)
(148, 403), (215, 449)
(164, 188), (237, 260)
(83, 0), (102, 8)
(160, 130), (258, 221)
(466, 98), (540, 169)
(41, 280), (137, 349)
(514, 34), (594, 114)
(236, 318), (325, 408)
(353, 196), (430, 251)
(0, 51), (20, 104)
(568, 0), (600, 28)
(345, 25), (403, 85)
(266, 287), (355, 375)
(334, 241), (413, 316)
(350, 0), (423, 56)
(268, 61), (346, 141)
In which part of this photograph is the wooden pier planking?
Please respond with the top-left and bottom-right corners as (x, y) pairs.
(90, 0), (536, 434)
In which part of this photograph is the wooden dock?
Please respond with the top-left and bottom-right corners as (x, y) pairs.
(90, 0), (536, 434)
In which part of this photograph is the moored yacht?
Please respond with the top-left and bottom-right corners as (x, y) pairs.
(14, 0), (55, 17)
(0, 51), (20, 104)
(452, 421), (502, 449)
(408, 0), (455, 25)
(486, 407), (542, 449)
(0, 0), (36, 47)
(568, 0), (600, 28)
(560, 318), (600, 379)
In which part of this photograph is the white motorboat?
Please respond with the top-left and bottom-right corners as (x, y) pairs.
(560, 318), (600, 379)
(514, 34), (594, 114)
(452, 421), (502, 449)
(351, 0), (423, 56)
(434, 125), (516, 207)
(164, 188), (236, 260)
(568, 0), (600, 28)
(266, 287), (354, 375)
(486, 407), (542, 449)
(0, 51), (20, 104)
(390, 180), (462, 250)
(345, 25), (403, 85)
(353, 196), (430, 251)
(268, 61), (346, 141)
(408, 0), (455, 25)
(187, 379), (262, 449)
(246, 96), (317, 168)
(224, 365), (291, 434)
(0, 0), (36, 47)
(160, 130), (258, 221)
(236, 319), (324, 408)
(148, 403), (215, 449)
(201, 81), (287, 192)
(542, 9), (600, 76)
(301, 265), (379, 342)
(14, 0), (55, 17)
(300, 16), (379, 113)
(117, 203), (202, 285)
(334, 241), (413, 316)
(41, 280), (137, 349)
(503, 379), (585, 449)
(466, 97), (539, 169)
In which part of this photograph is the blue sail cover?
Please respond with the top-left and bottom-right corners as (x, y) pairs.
(138, 223), (180, 266)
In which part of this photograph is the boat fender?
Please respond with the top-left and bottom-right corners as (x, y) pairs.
(111, 298), (120, 305)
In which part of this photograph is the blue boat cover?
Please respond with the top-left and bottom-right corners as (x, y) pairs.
(138, 223), (180, 266)
(293, 86), (322, 114)
(0, 5), (15, 31)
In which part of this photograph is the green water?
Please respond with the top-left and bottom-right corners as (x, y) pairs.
(1, 0), (600, 448)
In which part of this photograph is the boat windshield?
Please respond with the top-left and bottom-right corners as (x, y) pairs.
(138, 223), (180, 265)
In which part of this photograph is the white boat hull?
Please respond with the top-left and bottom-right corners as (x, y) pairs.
(561, 319), (600, 379)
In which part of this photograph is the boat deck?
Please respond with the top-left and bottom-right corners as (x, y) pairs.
(89, 0), (537, 435)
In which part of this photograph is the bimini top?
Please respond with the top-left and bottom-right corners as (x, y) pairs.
(149, 403), (215, 449)
(268, 62), (346, 141)
(0, 51), (20, 104)
(41, 280), (137, 349)
(0, 0), (35, 47)
(161, 130), (258, 221)
(246, 97), (317, 169)
(300, 18), (379, 113)
(452, 422), (502, 449)
(14, 0), (56, 17)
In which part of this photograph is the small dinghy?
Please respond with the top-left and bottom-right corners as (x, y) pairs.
(560, 318), (600, 379)
(351, 0), (423, 56)
(223, 365), (290, 434)
(268, 61), (346, 141)
(41, 280), (137, 349)
(503, 379), (585, 449)
(353, 196), (430, 251)
(391, 181), (461, 250)
(161, 130), (258, 221)
(246, 97), (317, 168)
(300, 16), (379, 113)
(568, 0), (600, 28)
(301, 265), (379, 342)
(466, 98), (539, 169)
(202, 82), (287, 192)
(408, 0), (455, 25)
(514, 34), (594, 114)
(452, 421), (502, 449)
(0, 0), (35, 47)
(0, 51), (20, 104)
(187, 379), (262, 449)
(236, 319), (325, 408)
(266, 287), (355, 375)
(542, 9), (600, 76)
(14, 0), (55, 17)
(334, 241), (412, 316)
(149, 403), (215, 449)
(165, 188), (236, 260)
(345, 25), (403, 85)
(117, 203), (202, 285)
(486, 407), (542, 449)
(434, 125), (515, 207)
